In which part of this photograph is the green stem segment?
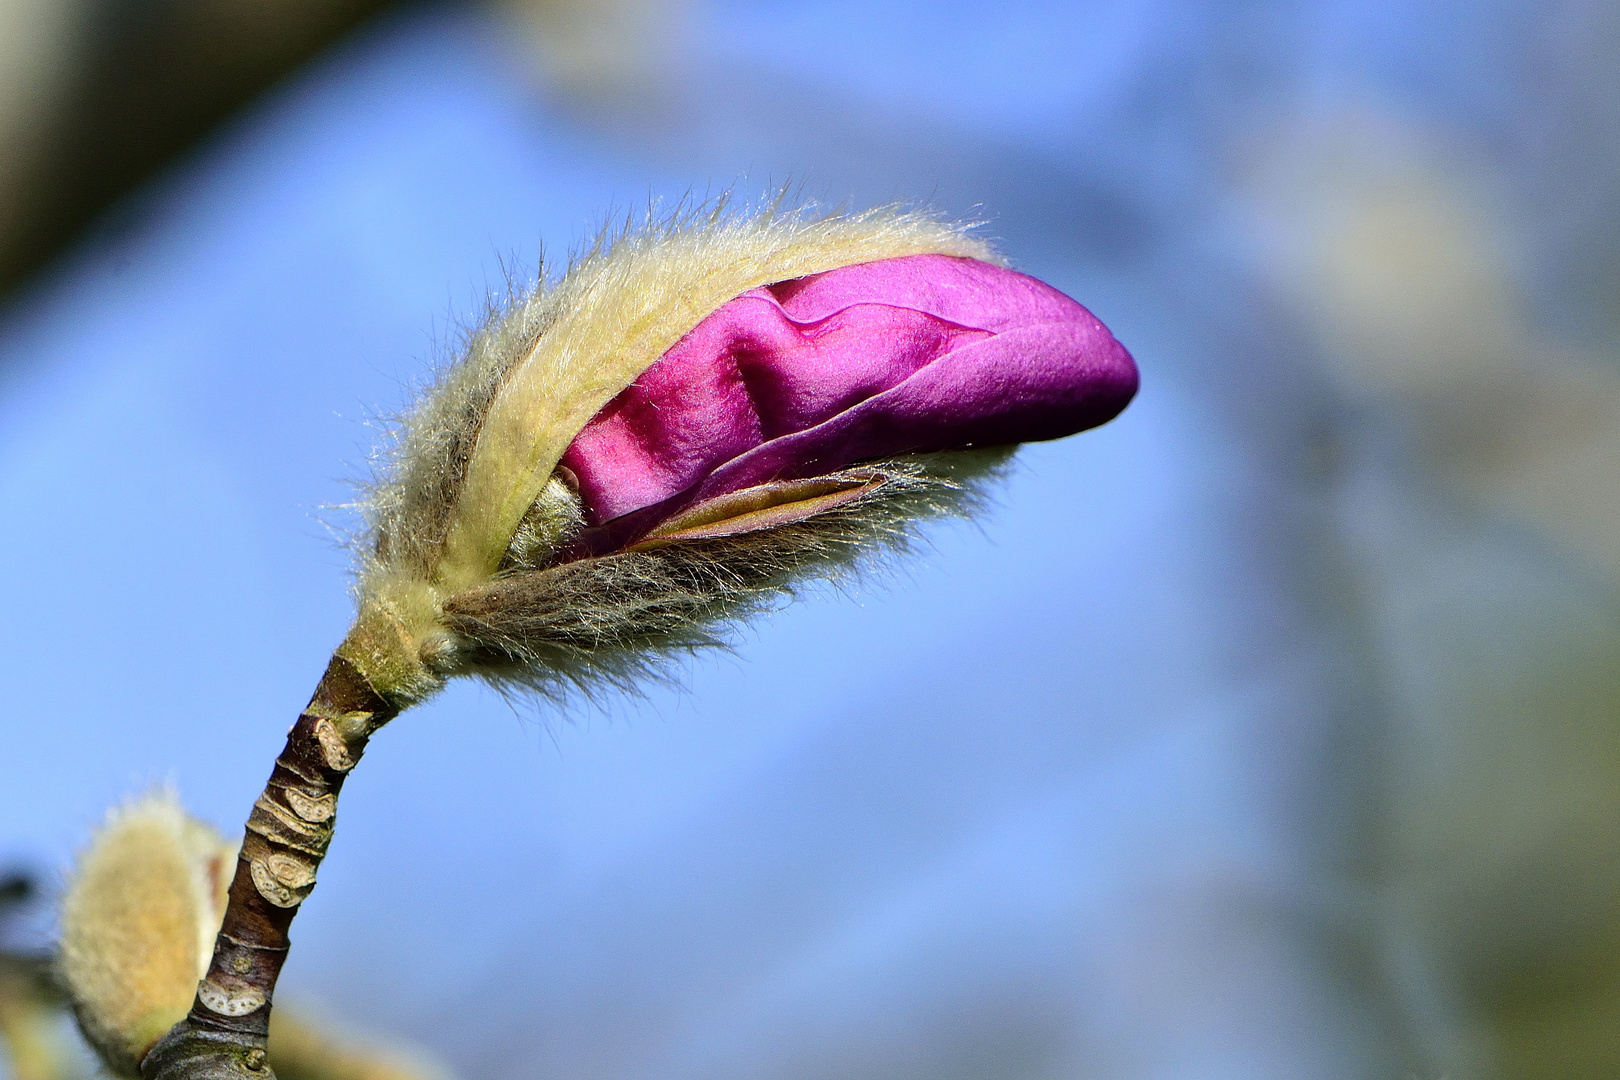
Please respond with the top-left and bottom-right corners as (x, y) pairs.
(141, 656), (398, 1080)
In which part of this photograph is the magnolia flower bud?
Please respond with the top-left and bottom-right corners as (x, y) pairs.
(89, 200), (1136, 1080)
(59, 793), (234, 1077)
(344, 201), (1137, 704)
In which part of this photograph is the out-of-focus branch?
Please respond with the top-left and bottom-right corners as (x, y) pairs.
(0, 0), (690, 319)
(0, 0), (405, 306)
(267, 1011), (447, 1080)
(0, 872), (80, 1080)
(494, 0), (686, 109)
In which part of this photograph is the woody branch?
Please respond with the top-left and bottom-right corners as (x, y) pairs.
(141, 655), (397, 1080)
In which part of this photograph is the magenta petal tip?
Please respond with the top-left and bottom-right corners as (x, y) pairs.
(560, 253), (1138, 543)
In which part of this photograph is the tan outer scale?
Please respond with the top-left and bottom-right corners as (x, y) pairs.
(351, 206), (996, 705)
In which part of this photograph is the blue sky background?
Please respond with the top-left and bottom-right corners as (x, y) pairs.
(3, 2), (1613, 1077)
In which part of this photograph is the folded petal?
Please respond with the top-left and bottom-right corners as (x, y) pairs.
(560, 253), (1137, 553)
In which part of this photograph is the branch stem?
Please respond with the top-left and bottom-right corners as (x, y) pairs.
(141, 655), (397, 1080)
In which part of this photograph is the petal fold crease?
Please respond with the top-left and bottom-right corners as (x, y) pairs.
(559, 253), (1138, 553)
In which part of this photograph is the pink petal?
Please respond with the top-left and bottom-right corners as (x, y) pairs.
(559, 254), (1137, 552)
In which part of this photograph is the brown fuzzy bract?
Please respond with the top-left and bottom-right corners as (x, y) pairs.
(437, 452), (1010, 699)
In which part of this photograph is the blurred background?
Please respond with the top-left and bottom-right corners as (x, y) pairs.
(0, 1), (1616, 1077)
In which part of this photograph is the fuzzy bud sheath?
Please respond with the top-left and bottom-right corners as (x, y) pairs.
(60, 793), (235, 1077)
(106, 201), (1136, 1080)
